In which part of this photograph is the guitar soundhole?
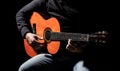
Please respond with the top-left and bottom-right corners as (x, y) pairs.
(44, 28), (52, 43)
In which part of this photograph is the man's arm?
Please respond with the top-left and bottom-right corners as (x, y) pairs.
(16, 0), (45, 38)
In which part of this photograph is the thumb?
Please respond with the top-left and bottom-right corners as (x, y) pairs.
(34, 35), (43, 40)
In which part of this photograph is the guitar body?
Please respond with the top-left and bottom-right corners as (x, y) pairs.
(24, 12), (60, 57)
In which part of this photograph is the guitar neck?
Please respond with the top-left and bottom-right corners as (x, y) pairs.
(45, 32), (90, 42)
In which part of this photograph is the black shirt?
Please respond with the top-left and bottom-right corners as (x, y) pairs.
(16, 0), (95, 37)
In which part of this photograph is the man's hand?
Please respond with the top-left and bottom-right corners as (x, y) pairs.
(66, 39), (83, 53)
(25, 33), (44, 50)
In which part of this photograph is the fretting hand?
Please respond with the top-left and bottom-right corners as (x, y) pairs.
(66, 39), (83, 53)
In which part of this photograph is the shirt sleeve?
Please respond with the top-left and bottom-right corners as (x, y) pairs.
(16, 0), (46, 38)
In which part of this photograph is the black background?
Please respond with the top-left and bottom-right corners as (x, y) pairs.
(4, 0), (113, 71)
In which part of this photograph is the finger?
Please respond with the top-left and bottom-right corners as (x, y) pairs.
(68, 39), (72, 45)
(66, 39), (72, 49)
(34, 35), (43, 40)
(30, 40), (40, 47)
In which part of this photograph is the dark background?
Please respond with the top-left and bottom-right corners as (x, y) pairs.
(5, 0), (113, 71)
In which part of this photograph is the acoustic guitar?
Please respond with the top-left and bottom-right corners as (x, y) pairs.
(24, 12), (107, 57)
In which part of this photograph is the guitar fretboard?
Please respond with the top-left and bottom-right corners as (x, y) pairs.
(46, 32), (90, 42)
